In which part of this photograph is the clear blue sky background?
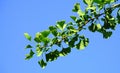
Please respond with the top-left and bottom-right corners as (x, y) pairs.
(0, 0), (120, 73)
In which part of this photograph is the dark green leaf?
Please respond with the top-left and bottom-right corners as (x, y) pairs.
(38, 59), (47, 69)
(70, 16), (77, 21)
(24, 33), (31, 41)
(117, 9), (120, 24)
(25, 50), (34, 60)
(103, 31), (112, 39)
(88, 23), (97, 32)
(72, 3), (80, 12)
(68, 34), (79, 47)
(25, 44), (32, 49)
(59, 47), (71, 57)
(49, 26), (58, 36)
(46, 50), (59, 62)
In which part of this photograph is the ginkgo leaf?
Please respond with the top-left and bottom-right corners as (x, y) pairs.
(36, 47), (43, 57)
(38, 59), (47, 69)
(25, 44), (32, 49)
(96, 24), (101, 30)
(70, 16), (77, 21)
(24, 33), (31, 41)
(41, 30), (50, 37)
(25, 50), (34, 60)
(83, 0), (93, 6)
(56, 20), (66, 31)
(72, 3), (80, 12)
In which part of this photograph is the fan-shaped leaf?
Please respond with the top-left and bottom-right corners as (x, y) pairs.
(24, 33), (31, 41)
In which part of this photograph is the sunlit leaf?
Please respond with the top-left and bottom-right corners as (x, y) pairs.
(96, 24), (101, 30)
(77, 10), (85, 17)
(36, 47), (43, 57)
(56, 20), (66, 31)
(24, 33), (31, 41)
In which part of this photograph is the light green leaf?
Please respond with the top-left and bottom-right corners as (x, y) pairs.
(24, 33), (31, 41)
(77, 10), (85, 17)
(36, 47), (43, 57)
(96, 24), (101, 30)
(79, 40), (85, 50)
(76, 38), (89, 50)
(86, 6), (96, 11)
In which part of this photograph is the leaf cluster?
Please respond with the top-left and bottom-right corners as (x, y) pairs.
(24, 0), (120, 69)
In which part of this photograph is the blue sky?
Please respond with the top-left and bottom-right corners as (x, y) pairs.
(0, 0), (120, 73)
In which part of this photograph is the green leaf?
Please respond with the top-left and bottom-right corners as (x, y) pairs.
(70, 16), (77, 21)
(83, 0), (93, 6)
(96, 24), (101, 30)
(59, 47), (71, 57)
(76, 38), (89, 50)
(103, 31), (112, 39)
(77, 10), (85, 17)
(49, 26), (58, 36)
(46, 50), (59, 62)
(86, 6), (96, 11)
(72, 3), (80, 12)
(56, 20), (66, 31)
(41, 30), (50, 37)
(36, 47), (43, 57)
(88, 23), (97, 32)
(77, 40), (85, 50)
(34, 32), (41, 43)
(117, 9), (120, 24)
(93, 0), (115, 4)
(38, 59), (47, 69)
(25, 49), (34, 60)
(68, 34), (79, 47)
(84, 38), (89, 47)
(25, 44), (32, 49)
(24, 33), (31, 41)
